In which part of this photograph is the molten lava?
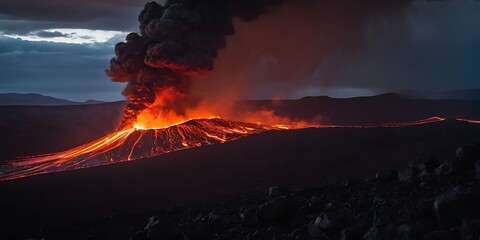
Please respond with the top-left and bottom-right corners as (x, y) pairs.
(0, 115), (458, 181)
(456, 118), (480, 124)
(0, 118), (293, 181)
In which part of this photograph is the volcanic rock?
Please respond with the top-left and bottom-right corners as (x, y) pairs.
(1, 118), (278, 181)
(375, 170), (398, 182)
(460, 218), (480, 240)
(133, 217), (185, 240)
(433, 186), (480, 228)
(239, 206), (260, 226)
(258, 196), (297, 224)
(475, 160), (480, 180)
(268, 185), (290, 198)
(14, 142), (480, 240)
(435, 158), (462, 176)
(398, 167), (416, 182)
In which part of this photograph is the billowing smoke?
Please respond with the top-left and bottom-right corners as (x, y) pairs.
(191, 0), (416, 101)
(106, 0), (282, 129)
(107, 0), (416, 129)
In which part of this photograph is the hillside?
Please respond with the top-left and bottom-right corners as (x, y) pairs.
(0, 93), (105, 106)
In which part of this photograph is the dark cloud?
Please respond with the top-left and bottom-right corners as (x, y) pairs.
(1, 0), (479, 104)
(0, 0), (140, 22)
(191, 0), (480, 101)
(106, 0), (288, 127)
(0, 36), (124, 101)
(0, 1), (143, 34)
(35, 31), (70, 38)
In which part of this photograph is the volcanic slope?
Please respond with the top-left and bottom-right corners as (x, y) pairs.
(1, 119), (480, 230)
(1, 118), (282, 181)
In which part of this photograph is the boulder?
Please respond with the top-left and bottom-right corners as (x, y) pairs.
(268, 185), (290, 198)
(398, 168), (416, 182)
(460, 218), (480, 240)
(258, 196), (297, 224)
(433, 187), (480, 227)
(239, 206), (260, 226)
(435, 158), (462, 176)
(145, 217), (186, 240)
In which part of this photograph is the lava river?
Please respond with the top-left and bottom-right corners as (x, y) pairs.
(0, 118), (289, 181)
(1, 116), (476, 181)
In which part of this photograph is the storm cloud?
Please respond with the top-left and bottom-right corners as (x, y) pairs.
(0, 0), (141, 33)
(191, 0), (480, 100)
(1, 0), (479, 102)
(0, 36), (126, 101)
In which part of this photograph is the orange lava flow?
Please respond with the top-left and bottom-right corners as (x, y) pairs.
(0, 118), (289, 181)
(0, 116), (456, 182)
(456, 118), (480, 124)
(1, 129), (135, 180)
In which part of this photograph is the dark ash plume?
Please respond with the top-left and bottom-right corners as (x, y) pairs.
(107, 0), (415, 129)
(106, 0), (283, 129)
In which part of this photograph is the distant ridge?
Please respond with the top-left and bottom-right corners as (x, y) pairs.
(400, 88), (480, 100)
(0, 93), (105, 106)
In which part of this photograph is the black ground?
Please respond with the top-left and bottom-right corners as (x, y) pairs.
(5, 140), (480, 240)
(1, 95), (480, 239)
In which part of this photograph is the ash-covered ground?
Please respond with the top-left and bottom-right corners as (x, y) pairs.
(8, 142), (480, 240)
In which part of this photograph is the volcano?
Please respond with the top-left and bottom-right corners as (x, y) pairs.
(1, 115), (456, 181)
(0, 118), (291, 181)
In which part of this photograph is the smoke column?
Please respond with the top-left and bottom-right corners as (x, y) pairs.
(106, 0), (282, 129)
(107, 0), (414, 129)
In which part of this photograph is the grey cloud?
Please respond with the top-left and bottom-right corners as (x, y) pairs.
(35, 31), (70, 38)
(0, 36), (124, 101)
(0, 1), (141, 22)
(192, 1), (480, 101)
(0, 0), (142, 34)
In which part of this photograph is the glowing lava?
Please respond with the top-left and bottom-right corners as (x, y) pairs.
(0, 118), (289, 181)
(0, 116), (464, 182)
(456, 118), (480, 124)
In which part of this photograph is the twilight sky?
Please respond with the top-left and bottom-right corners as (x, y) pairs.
(1, 0), (479, 101)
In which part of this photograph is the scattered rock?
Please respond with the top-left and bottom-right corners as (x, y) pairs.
(144, 217), (185, 240)
(475, 160), (480, 180)
(398, 167), (416, 182)
(258, 196), (297, 224)
(435, 158), (462, 176)
(460, 218), (480, 240)
(269, 185), (290, 198)
(422, 229), (452, 240)
(375, 170), (397, 182)
(433, 187), (480, 227)
(239, 206), (260, 226)
(16, 143), (480, 240)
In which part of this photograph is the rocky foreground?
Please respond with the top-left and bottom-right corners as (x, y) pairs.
(20, 142), (480, 240)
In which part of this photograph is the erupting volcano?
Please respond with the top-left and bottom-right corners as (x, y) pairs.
(106, 0), (285, 130)
(0, 0), (478, 182)
(0, 119), (294, 181)
(0, 1), (315, 181)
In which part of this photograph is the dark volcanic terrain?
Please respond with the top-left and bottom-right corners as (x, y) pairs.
(15, 144), (480, 240)
(1, 94), (480, 161)
(0, 94), (479, 239)
(1, 120), (480, 237)
(1, 122), (480, 239)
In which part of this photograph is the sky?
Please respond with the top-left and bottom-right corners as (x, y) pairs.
(0, 0), (479, 102)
